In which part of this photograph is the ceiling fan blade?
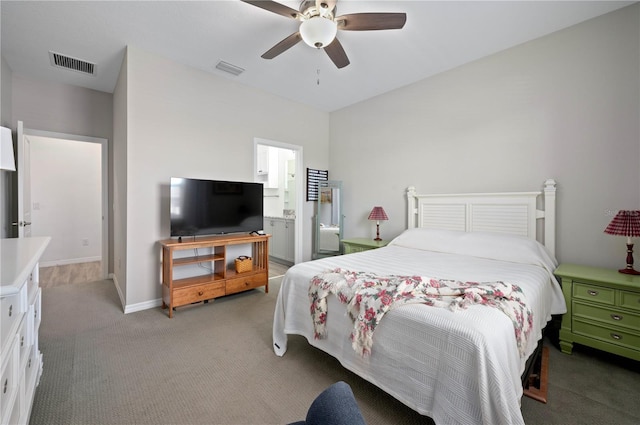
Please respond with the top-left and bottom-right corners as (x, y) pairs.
(261, 32), (302, 59)
(336, 13), (407, 31)
(240, 0), (301, 20)
(324, 38), (350, 69)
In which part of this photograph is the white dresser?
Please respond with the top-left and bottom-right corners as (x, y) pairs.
(0, 237), (50, 425)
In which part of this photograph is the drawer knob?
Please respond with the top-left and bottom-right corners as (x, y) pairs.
(611, 314), (623, 321)
(8, 304), (12, 317)
(3, 378), (7, 394)
(587, 290), (599, 296)
(610, 333), (622, 341)
(245, 281), (250, 286)
(20, 336), (24, 347)
(28, 358), (31, 368)
(198, 291), (204, 296)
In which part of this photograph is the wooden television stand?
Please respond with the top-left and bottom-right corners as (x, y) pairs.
(159, 233), (270, 318)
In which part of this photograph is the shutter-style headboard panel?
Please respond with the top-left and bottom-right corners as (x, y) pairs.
(406, 179), (557, 256)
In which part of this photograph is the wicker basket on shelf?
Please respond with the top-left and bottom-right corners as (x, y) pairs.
(235, 256), (253, 273)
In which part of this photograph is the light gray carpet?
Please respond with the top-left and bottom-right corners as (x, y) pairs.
(30, 278), (640, 425)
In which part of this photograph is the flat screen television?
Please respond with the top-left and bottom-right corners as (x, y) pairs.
(170, 177), (263, 237)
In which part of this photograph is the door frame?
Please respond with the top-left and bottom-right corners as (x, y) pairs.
(254, 138), (303, 265)
(18, 122), (109, 279)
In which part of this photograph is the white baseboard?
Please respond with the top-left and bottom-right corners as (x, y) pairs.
(124, 298), (163, 314)
(110, 273), (162, 314)
(40, 256), (101, 268)
(109, 273), (125, 312)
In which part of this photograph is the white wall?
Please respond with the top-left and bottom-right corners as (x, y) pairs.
(9, 74), (114, 269)
(116, 45), (329, 309)
(30, 136), (101, 265)
(330, 4), (640, 270)
(112, 50), (128, 305)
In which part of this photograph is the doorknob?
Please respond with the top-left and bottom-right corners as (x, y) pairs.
(11, 221), (32, 227)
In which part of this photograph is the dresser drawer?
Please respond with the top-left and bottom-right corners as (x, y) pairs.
(24, 344), (40, 397)
(173, 282), (225, 306)
(4, 393), (20, 425)
(226, 272), (267, 295)
(30, 289), (42, 338)
(16, 318), (30, 369)
(26, 269), (38, 304)
(620, 290), (640, 312)
(0, 338), (17, 419)
(573, 302), (640, 331)
(573, 282), (615, 305)
(0, 290), (26, 350)
(573, 318), (640, 352)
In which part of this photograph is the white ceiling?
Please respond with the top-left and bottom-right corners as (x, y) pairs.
(1, 1), (634, 112)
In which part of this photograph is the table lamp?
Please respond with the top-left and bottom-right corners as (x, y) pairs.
(604, 210), (640, 275)
(368, 206), (388, 241)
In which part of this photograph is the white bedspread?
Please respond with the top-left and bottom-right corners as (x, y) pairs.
(273, 232), (565, 425)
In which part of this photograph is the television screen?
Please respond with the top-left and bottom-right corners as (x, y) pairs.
(170, 177), (264, 237)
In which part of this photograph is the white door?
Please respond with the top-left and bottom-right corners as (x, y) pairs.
(16, 121), (32, 238)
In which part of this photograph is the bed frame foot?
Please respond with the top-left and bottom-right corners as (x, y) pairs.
(523, 346), (549, 403)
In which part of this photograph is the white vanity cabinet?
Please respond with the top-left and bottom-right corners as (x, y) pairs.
(0, 237), (50, 425)
(263, 217), (294, 264)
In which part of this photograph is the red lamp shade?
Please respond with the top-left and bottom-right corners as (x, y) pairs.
(604, 210), (640, 275)
(367, 206), (389, 222)
(368, 206), (388, 241)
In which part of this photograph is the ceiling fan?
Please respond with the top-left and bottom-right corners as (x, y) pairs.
(240, 0), (407, 69)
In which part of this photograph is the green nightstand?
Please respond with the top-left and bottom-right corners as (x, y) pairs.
(341, 238), (389, 254)
(555, 263), (640, 362)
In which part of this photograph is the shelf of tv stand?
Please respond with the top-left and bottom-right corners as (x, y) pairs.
(159, 233), (270, 318)
(172, 253), (224, 267)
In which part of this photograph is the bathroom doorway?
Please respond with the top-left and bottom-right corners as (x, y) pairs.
(254, 138), (303, 265)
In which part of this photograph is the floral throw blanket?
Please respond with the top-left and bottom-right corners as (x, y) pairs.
(309, 268), (533, 357)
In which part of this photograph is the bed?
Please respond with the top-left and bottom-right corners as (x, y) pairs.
(273, 180), (565, 425)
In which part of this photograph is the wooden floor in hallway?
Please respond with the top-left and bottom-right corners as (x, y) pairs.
(39, 261), (103, 288)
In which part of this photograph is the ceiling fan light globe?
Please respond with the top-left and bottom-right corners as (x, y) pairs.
(300, 16), (337, 48)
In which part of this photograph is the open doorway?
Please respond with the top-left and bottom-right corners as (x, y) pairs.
(18, 125), (108, 285)
(254, 138), (303, 269)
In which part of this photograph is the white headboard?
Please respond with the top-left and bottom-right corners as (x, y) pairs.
(406, 179), (557, 256)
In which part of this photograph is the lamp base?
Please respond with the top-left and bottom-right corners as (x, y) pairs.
(620, 242), (640, 275)
(618, 268), (640, 275)
(373, 237), (382, 241)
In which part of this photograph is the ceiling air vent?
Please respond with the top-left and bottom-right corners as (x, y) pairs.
(49, 51), (96, 76)
(215, 61), (244, 76)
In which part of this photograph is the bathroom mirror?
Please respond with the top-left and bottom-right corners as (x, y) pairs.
(314, 180), (343, 259)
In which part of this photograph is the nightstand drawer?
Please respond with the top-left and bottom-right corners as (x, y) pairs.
(341, 238), (389, 255)
(573, 282), (615, 305)
(573, 302), (640, 330)
(573, 319), (640, 351)
(345, 245), (368, 254)
(620, 290), (640, 312)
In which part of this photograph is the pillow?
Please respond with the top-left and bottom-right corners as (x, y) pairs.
(388, 228), (462, 252)
(389, 227), (558, 276)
